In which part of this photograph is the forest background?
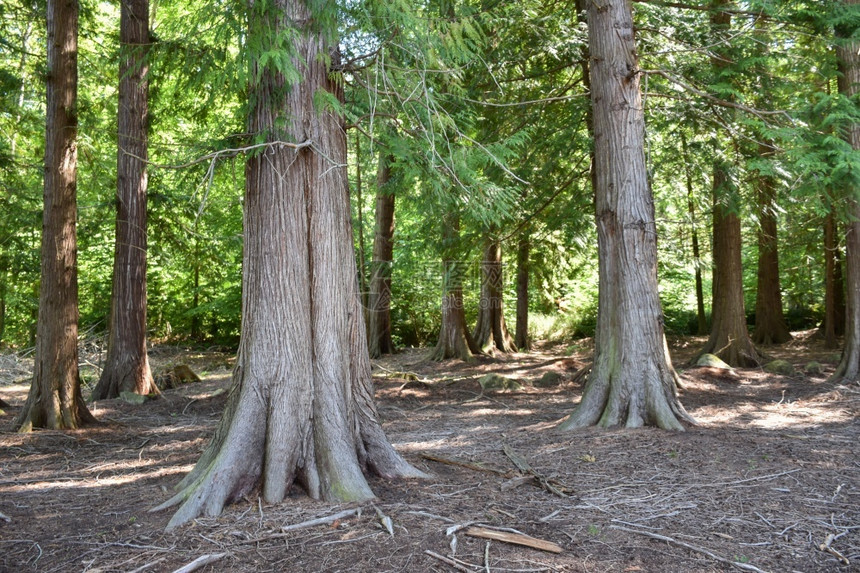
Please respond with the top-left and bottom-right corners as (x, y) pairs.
(0, 0), (857, 368)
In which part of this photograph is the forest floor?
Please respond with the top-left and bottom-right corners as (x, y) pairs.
(0, 331), (858, 573)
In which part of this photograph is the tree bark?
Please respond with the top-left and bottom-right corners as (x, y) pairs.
(367, 153), (395, 358)
(92, 0), (158, 400)
(472, 239), (517, 353)
(560, 0), (693, 431)
(156, 0), (425, 530)
(823, 209), (845, 348)
(752, 141), (792, 345)
(431, 215), (480, 361)
(514, 232), (530, 351)
(694, 1), (763, 367)
(831, 0), (860, 382)
(16, 0), (96, 431)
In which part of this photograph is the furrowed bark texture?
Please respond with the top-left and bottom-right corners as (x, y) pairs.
(560, 0), (693, 431)
(156, 0), (424, 530)
(16, 0), (96, 431)
(92, 0), (157, 400)
(472, 240), (516, 354)
(752, 142), (791, 345)
(832, 1), (860, 382)
(367, 154), (395, 358)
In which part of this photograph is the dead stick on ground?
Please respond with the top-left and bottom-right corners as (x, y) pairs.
(819, 532), (850, 565)
(170, 553), (227, 573)
(503, 444), (569, 498)
(464, 526), (562, 554)
(424, 550), (475, 572)
(281, 507), (362, 532)
(421, 453), (510, 476)
(127, 556), (167, 573)
(610, 525), (770, 573)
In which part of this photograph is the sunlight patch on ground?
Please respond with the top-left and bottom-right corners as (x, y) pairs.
(0, 464), (193, 493)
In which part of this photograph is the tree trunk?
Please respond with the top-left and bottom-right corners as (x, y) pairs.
(681, 131), (708, 335)
(823, 209), (844, 348)
(559, 0), (693, 431)
(752, 142), (792, 345)
(16, 0), (96, 431)
(354, 132), (368, 310)
(431, 215), (480, 361)
(514, 233), (530, 351)
(367, 153), (395, 358)
(695, 2), (763, 367)
(696, 164), (763, 367)
(831, 1), (860, 382)
(155, 0), (425, 530)
(92, 0), (158, 400)
(472, 239), (517, 353)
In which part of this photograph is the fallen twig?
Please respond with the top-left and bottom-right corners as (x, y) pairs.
(127, 556), (167, 573)
(281, 507), (362, 532)
(421, 453), (509, 476)
(610, 525), (770, 573)
(464, 526), (562, 554)
(170, 552), (227, 573)
(424, 549), (476, 572)
(819, 532), (850, 565)
(0, 511), (10, 523)
(503, 444), (570, 498)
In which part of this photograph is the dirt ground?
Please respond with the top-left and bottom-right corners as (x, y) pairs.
(1, 332), (858, 573)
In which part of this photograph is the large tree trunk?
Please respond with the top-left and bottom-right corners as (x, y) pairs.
(831, 2), (860, 382)
(155, 0), (425, 530)
(472, 239), (517, 353)
(92, 0), (158, 400)
(367, 153), (395, 358)
(431, 215), (480, 361)
(696, 165), (764, 367)
(514, 233), (530, 351)
(16, 0), (96, 431)
(823, 209), (845, 348)
(752, 142), (792, 345)
(560, 0), (693, 431)
(695, 2), (763, 367)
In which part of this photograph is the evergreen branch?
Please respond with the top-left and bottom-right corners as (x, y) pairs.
(121, 140), (313, 170)
(461, 94), (588, 108)
(641, 69), (793, 122)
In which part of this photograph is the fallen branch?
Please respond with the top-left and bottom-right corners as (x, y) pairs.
(421, 453), (510, 476)
(819, 532), (850, 565)
(170, 553), (227, 573)
(464, 526), (562, 554)
(610, 525), (770, 573)
(281, 507), (362, 533)
(0, 511), (10, 522)
(503, 444), (570, 498)
(424, 549), (476, 572)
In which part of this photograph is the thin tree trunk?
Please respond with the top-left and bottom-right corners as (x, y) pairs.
(831, 1), (860, 382)
(752, 141), (792, 345)
(560, 0), (693, 430)
(472, 239), (517, 353)
(431, 214), (480, 361)
(16, 0), (96, 431)
(92, 0), (158, 400)
(823, 209), (845, 347)
(367, 153), (395, 358)
(681, 132), (708, 335)
(155, 0), (424, 530)
(515, 232), (530, 351)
